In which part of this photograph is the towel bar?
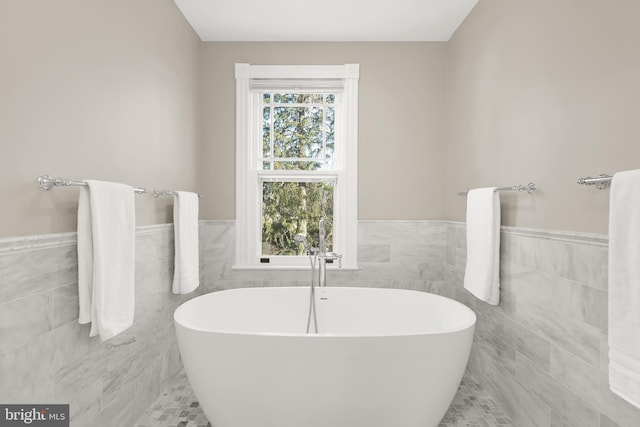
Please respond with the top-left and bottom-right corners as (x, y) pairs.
(458, 182), (536, 197)
(38, 175), (147, 194)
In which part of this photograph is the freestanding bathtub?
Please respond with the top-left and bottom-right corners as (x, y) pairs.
(174, 287), (476, 427)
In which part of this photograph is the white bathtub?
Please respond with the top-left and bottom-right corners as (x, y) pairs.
(174, 287), (476, 427)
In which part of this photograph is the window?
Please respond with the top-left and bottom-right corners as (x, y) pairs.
(234, 64), (359, 269)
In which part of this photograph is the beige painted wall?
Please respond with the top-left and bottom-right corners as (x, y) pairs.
(445, 0), (640, 234)
(6, 0), (636, 237)
(199, 42), (447, 221)
(0, 0), (201, 238)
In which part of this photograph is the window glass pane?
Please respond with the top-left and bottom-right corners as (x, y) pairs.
(326, 107), (335, 159)
(263, 107), (271, 158)
(262, 161), (271, 170)
(322, 160), (335, 170)
(263, 93), (271, 103)
(273, 107), (323, 159)
(326, 94), (335, 104)
(273, 93), (324, 104)
(262, 180), (334, 255)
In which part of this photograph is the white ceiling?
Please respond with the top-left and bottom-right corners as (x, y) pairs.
(173, 0), (479, 42)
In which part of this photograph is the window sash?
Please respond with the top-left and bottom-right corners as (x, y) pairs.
(258, 93), (338, 170)
(260, 176), (336, 257)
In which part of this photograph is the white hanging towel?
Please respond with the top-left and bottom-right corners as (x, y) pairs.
(608, 169), (640, 409)
(77, 180), (135, 341)
(172, 191), (200, 294)
(464, 187), (501, 305)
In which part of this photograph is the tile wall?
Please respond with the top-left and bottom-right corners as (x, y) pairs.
(0, 225), (200, 427)
(5, 219), (639, 427)
(444, 222), (640, 427)
(199, 220), (446, 292)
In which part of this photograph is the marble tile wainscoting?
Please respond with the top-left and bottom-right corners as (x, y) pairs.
(0, 225), (201, 427)
(444, 222), (640, 427)
(6, 219), (637, 427)
(199, 220), (446, 293)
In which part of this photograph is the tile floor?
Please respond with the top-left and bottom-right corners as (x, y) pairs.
(133, 371), (514, 427)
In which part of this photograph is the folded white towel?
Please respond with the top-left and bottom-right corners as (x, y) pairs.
(172, 191), (200, 294)
(77, 180), (135, 341)
(609, 170), (640, 409)
(77, 187), (92, 326)
(464, 187), (501, 305)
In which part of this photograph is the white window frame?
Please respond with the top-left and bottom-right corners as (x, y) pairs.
(234, 63), (359, 270)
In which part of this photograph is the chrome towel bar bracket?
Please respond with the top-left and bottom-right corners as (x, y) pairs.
(576, 174), (612, 190)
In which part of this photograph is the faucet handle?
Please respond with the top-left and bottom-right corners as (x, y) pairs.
(326, 252), (342, 268)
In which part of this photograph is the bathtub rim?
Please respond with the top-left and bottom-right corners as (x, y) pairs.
(174, 286), (477, 339)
